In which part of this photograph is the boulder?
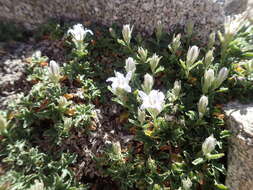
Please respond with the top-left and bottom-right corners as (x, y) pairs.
(0, 0), (226, 40)
(224, 102), (253, 190)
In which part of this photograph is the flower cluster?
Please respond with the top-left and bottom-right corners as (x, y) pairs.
(202, 67), (229, 94)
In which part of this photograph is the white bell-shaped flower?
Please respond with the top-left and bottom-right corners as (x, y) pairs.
(68, 23), (93, 42)
(202, 134), (217, 156)
(106, 72), (132, 96)
(139, 90), (165, 119)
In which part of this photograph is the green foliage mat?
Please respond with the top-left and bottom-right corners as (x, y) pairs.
(0, 16), (253, 190)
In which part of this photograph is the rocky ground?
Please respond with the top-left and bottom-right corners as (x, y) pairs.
(0, 38), (66, 109)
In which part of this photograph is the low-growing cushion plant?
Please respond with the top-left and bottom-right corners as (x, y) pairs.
(0, 11), (252, 190)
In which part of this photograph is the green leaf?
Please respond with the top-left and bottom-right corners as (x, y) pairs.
(189, 60), (202, 70)
(192, 158), (205, 165)
(155, 66), (165, 74)
(215, 183), (229, 190)
(243, 52), (253, 57)
(207, 153), (225, 160)
(220, 130), (231, 139)
(185, 110), (197, 121)
(179, 59), (186, 69)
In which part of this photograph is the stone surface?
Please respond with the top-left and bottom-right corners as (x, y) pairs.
(224, 102), (253, 190)
(225, 0), (253, 15)
(0, 0), (227, 40)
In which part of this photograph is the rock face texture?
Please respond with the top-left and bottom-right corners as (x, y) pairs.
(224, 102), (253, 190)
(0, 0), (227, 39)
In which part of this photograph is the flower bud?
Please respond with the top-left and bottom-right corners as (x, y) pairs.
(137, 47), (148, 62)
(147, 53), (162, 74)
(242, 60), (253, 73)
(172, 80), (181, 99)
(186, 46), (200, 67)
(198, 95), (208, 119)
(49, 60), (61, 83)
(208, 32), (216, 50)
(213, 67), (229, 89)
(138, 108), (146, 125)
(186, 21), (194, 37)
(58, 96), (70, 108)
(182, 177), (193, 190)
(109, 27), (117, 38)
(33, 50), (42, 60)
(204, 49), (214, 69)
(224, 14), (247, 38)
(202, 69), (215, 94)
(29, 180), (44, 190)
(112, 141), (123, 160)
(124, 57), (136, 74)
(168, 33), (181, 54)
(202, 134), (217, 156)
(155, 20), (163, 41)
(122, 24), (133, 45)
(63, 117), (72, 132)
(147, 157), (157, 172)
(142, 73), (154, 94)
(0, 114), (8, 134)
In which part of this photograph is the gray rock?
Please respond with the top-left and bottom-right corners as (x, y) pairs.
(225, 0), (249, 15)
(0, 0), (226, 40)
(224, 102), (253, 190)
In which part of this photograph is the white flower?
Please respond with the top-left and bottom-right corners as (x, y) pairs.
(49, 60), (61, 83)
(106, 72), (132, 95)
(202, 69), (215, 94)
(142, 73), (154, 94)
(147, 53), (162, 74)
(213, 67), (229, 89)
(138, 108), (146, 125)
(68, 23), (93, 42)
(198, 95), (208, 119)
(186, 45), (200, 66)
(139, 90), (165, 119)
(125, 57), (136, 74)
(122, 24), (133, 45)
(182, 177), (192, 190)
(202, 134), (217, 156)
